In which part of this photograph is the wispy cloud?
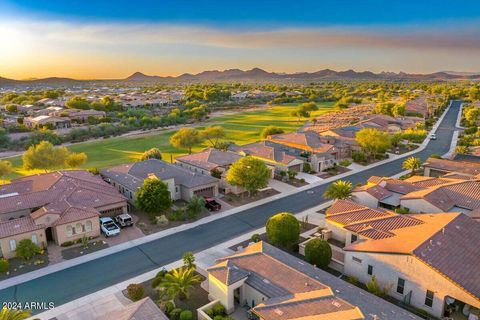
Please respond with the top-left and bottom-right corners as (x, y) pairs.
(2, 18), (480, 51)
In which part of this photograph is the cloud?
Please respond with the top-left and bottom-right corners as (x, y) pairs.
(1, 18), (480, 51)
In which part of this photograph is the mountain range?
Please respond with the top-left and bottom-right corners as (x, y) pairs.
(2, 68), (480, 87)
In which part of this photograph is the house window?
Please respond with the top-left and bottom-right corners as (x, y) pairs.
(9, 239), (16, 251)
(175, 186), (179, 193)
(66, 225), (73, 237)
(351, 234), (358, 243)
(75, 223), (83, 234)
(367, 265), (373, 275)
(425, 290), (434, 307)
(85, 220), (92, 232)
(397, 278), (405, 295)
(352, 256), (362, 264)
(31, 234), (38, 244)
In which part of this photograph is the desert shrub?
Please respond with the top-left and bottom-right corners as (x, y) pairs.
(0, 259), (9, 272)
(212, 303), (226, 316)
(152, 269), (169, 288)
(346, 275), (359, 285)
(16, 239), (41, 260)
(395, 207), (410, 214)
(339, 159), (352, 167)
(163, 301), (175, 314)
(169, 308), (183, 320)
(366, 276), (389, 297)
(180, 310), (193, 320)
(465, 126), (478, 135)
(251, 233), (261, 243)
(302, 162), (312, 173)
(401, 128), (427, 143)
(127, 283), (145, 301)
(352, 151), (367, 163)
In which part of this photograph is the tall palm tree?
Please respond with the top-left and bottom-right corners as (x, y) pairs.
(0, 307), (31, 320)
(402, 157), (421, 176)
(324, 180), (353, 200)
(159, 267), (202, 300)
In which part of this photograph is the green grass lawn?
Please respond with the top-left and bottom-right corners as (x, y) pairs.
(5, 102), (335, 180)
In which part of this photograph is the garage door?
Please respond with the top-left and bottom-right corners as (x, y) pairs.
(289, 164), (302, 172)
(193, 186), (215, 198)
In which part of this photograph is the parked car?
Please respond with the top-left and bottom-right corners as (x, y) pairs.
(204, 197), (221, 211)
(430, 133), (437, 140)
(114, 213), (133, 228)
(100, 217), (120, 237)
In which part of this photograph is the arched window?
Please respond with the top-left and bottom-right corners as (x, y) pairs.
(66, 225), (73, 237)
(75, 223), (83, 234)
(85, 220), (92, 232)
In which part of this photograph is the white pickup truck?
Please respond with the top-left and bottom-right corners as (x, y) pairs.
(100, 217), (121, 237)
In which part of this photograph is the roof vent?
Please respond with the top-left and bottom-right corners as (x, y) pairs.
(332, 301), (341, 308)
(274, 309), (284, 316)
(262, 279), (270, 284)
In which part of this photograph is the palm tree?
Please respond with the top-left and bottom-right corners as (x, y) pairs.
(159, 267), (202, 300)
(402, 157), (421, 176)
(186, 196), (205, 219)
(0, 307), (31, 320)
(324, 180), (353, 200)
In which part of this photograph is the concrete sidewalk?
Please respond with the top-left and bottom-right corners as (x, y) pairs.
(1, 102), (452, 292)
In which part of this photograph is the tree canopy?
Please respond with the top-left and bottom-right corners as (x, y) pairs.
(140, 148), (162, 161)
(305, 238), (332, 269)
(260, 126), (284, 139)
(135, 178), (172, 217)
(266, 212), (300, 248)
(200, 126), (226, 149)
(22, 141), (86, 172)
(170, 128), (202, 154)
(355, 128), (391, 158)
(226, 156), (270, 196)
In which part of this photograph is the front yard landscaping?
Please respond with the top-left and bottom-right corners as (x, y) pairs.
(221, 188), (280, 206)
(61, 239), (109, 260)
(0, 251), (49, 281)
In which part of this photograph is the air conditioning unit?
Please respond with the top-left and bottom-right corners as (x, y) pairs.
(320, 229), (332, 241)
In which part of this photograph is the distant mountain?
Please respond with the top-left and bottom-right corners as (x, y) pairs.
(2, 68), (480, 88)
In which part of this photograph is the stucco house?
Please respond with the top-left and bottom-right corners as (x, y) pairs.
(176, 148), (244, 195)
(203, 241), (419, 320)
(0, 170), (128, 259)
(23, 115), (71, 129)
(230, 141), (304, 175)
(344, 212), (480, 319)
(100, 159), (220, 203)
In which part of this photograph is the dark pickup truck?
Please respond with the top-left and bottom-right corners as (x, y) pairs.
(204, 198), (222, 211)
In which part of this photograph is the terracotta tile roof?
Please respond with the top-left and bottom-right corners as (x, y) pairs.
(208, 241), (419, 320)
(175, 148), (242, 171)
(353, 185), (393, 200)
(327, 208), (393, 226)
(267, 131), (335, 154)
(401, 179), (480, 212)
(346, 215), (424, 239)
(325, 199), (368, 215)
(233, 141), (299, 165)
(0, 170), (126, 237)
(99, 297), (168, 320)
(0, 217), (45, 239)
(424, 157), (480, 176)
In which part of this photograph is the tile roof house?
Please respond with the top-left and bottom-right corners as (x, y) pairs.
(23, 115), (71, 129)
(423, 157), (480, 178)
(352, 175), (469, 212)
(344, 212), (480, 319)
(0, 170), (128, 259)
(99, 297), (168, 320)
(205, 241), (419, 320)
(230, 141), (305, 173)
(175, 148), (242, 176)
(100, 159), (220, 202)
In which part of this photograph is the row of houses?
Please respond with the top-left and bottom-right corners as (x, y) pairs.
(23, 108), (106, 129)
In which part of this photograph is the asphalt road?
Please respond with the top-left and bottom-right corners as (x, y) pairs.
(0, 101), (461, 312)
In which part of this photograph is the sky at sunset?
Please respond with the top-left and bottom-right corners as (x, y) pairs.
(1, 0), (480, 79)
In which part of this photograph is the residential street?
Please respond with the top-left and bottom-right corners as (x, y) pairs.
(0, 101), (461, 313)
